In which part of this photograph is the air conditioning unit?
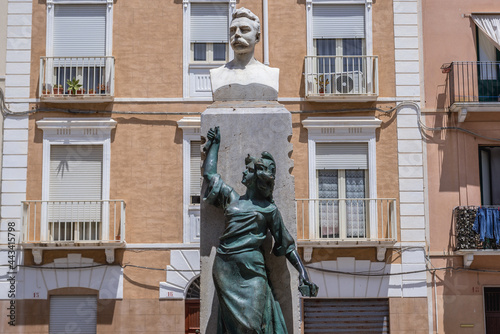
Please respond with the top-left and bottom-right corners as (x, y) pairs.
(334, 71), (365, 94)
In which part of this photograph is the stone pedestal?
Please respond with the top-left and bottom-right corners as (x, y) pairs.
(200, 102), (299, 334)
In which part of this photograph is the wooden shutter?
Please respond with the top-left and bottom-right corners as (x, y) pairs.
(49, 296), (97, 334)
(53, 5), (106, 57)
(313, 4), (365, 39)
(303, 298), (389, 333)
(191, 3), (229, 43)
(190, 141), (202, 197)
(316, 143), (368, 170)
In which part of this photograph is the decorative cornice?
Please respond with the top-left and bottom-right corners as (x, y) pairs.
(37, 118), (117, 131)
(177, 116), (201, 130)
(302, 116), (382, 130)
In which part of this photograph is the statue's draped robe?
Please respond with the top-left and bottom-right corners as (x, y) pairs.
(205, 174), (295, 334)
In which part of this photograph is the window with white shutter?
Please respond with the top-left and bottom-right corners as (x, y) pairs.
(190, 3), (229, 63)
(53, 5), (106, 58)
(49, 295), (97, 334)
(316, 143), (368, 239)
(48, 145), (103, 241)
(312, 4), (365, 58)
(190, 141), (202, 204)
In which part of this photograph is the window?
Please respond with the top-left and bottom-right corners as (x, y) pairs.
(316, 143), (368, 238)
(49, 145), (103, 241)
(485, 287), (500, 333)
(43, 0), (114, 97)
(184, 1), (232, 98)
(49, 295), (97, 334)
(191, 3), (229, 63)
(480, 146), (500, 205)
(302, 117), (381, 241)
(37, 118), (116, 242)
(305, 0), (375, 97)
(178, 117), (201, 243)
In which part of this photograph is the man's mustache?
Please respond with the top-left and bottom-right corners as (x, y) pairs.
(231, 38), (249, 47)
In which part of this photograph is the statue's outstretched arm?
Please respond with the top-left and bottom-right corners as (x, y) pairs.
(286, 250), (319, 297)
(203, 126), (220, 182)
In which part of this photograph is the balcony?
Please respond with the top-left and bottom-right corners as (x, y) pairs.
(39, 56), (115, 103)
(454, 206), (500, 267)
(20, 200), (125, 264)
(446, 61), (500, 121)
(304, 55), (378, 102)
(296, 198), (397, 261)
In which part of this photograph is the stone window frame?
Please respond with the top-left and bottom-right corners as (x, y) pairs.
(45, 0), (114, 58)
(302, 116), (381, 239)
(182, 0), (236, 98)
(36, 117), (116, 242)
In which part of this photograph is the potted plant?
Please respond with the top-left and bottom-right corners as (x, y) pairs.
(66, 78), (84, 95)
(41, 85), (51, 95)
(52, 84), (64, 95)
(88, 89), (95, 95)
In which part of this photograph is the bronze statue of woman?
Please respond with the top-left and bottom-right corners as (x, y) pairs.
(203, 126), (318, 334)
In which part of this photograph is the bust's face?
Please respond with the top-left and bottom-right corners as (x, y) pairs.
(230, 17), (259, 54)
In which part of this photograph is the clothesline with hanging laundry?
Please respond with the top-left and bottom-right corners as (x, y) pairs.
(472, 207), (500, 244)
(454, 206), (500, 250)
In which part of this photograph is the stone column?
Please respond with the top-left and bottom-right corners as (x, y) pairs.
(200, 101), (299, 333)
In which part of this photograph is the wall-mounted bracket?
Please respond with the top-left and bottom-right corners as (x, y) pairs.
(463, 253), (474, 268)
(377, 247), (387, 262)
(458, 108), (468, 123)
(303, 247), (313, 262)
(32, 249), (43, 265)
(105, 248), (114, 264)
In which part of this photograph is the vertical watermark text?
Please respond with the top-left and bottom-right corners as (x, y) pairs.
(6, 222), (17, 326)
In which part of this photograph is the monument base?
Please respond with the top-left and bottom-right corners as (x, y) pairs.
(200, 104), (299, 334)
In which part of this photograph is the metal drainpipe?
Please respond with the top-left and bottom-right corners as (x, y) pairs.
(263, 0), (269, 65)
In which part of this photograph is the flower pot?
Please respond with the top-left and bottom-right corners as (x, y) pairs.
(53, 88), (64, 94)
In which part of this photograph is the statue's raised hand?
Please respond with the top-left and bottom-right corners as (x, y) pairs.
(204, 126), (220, 153)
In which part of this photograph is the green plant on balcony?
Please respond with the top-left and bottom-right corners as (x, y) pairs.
(314, 75), (330, 94)
(66, 78), (83, 95)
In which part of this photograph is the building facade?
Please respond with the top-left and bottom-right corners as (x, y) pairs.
(1, 0), (430, 332)
(423, 1), (500, 333)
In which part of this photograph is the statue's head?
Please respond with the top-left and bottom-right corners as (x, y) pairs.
(230, 7), (261, 55)
(242, 151), (275, 202)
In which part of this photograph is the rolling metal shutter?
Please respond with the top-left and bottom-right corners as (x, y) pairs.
(49, 145), (103, 221)
(303, 298), (389, 333)
(191, 3), (229, 43)
(190, 141), (202, 197)
(313, 4), (365, 39)
(53, 5), (106, 57)
(316, 142), (368, 170)
(49, 296), (97, 334)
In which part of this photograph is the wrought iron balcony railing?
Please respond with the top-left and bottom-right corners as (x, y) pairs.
(304, 55), (378, 101)
(455, 206), (499, 250)
(296, 198), (397, 242)
(447, 61), (500, 106)
(39, 56), (115, 102)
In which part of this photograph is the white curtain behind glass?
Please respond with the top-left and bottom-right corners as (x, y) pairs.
(345, 170), (366, 238)
(318, 170), (339, 238)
